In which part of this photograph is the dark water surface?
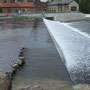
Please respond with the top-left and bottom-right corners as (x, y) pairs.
(0, 19), (72, 90)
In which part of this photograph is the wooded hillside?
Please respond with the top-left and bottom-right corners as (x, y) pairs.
(75, 0), (90, 13)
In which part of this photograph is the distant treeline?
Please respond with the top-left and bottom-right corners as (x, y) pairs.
(75, 0), (90, 13)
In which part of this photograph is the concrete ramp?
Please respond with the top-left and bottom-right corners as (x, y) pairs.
(43, 19), (90, 83)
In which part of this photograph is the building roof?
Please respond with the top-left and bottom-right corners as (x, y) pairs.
(0, 2), (35, 8)
(16, 2), (35, 7)
(49, 0), (75, 5)
(34, 1), (47, 8)
(1, 3), (19, 7)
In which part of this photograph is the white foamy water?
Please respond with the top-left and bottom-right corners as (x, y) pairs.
(62, 23), (90, 39)
(85, 14), (90, 18)
(44, 19), (90, 83)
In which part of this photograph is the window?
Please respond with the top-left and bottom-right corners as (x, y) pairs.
(0, 8), (3, 13)
(7, 8), (11, 13)
(15, 9), (18, 12)
(4, 1), (7, 3)
(71, 6), (77, 11)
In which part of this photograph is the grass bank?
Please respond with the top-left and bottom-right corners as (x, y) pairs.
(12, 16), (31, 21)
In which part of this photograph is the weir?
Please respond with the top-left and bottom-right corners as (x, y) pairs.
(43, 19), (90, 84)
(22, 13), (86, 22)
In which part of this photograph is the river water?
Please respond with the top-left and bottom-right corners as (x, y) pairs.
(0, 19), (72, 90)
(0, 19), (33, 76)
(0, 19), (90, 89)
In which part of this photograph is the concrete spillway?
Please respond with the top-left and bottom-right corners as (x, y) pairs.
(44, 19), (90, 84)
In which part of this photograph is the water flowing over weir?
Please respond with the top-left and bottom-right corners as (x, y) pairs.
(43, 19), (90, 84)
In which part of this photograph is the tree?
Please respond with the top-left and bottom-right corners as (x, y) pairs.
(79, 0), (90, 13)
(75, 0), (79, 3)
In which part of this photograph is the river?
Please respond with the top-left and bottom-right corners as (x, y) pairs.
(0, 19), (90, 89)
(0, 19), (72, 90)
(67, 21), (90, 35)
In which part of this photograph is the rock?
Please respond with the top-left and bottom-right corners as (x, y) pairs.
(19, 57), (25, 60)
(6, 71), (13, 80)
(17, 60), (23, 66)
(22, 47), (25, 50)
(12, 68), (16, 74)
(20, 51), (23, 55)
(19, 53), (24, 57)
(20, 85), (44, 90)
(0, 75), (12, 90)
(21, 47), (25, 51)
(13, 63), (19, 69)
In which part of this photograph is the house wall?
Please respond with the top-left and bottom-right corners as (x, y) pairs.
(61, 5), (69, 12)
(3, 8), (7, 13)
(69, 1), (79, 12)
(48, 4), (69, 13)
(1, 7), (36, 13)
(23, 0), (28, 2)
(48, 0), (79, 13)
(2, 8), (18, 13)
(47, 5), (59, 12)
(58, 5), (62, 12)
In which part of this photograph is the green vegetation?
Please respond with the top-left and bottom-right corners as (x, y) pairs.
(75, 0), (90, 13)
(12, 16), (30, 20)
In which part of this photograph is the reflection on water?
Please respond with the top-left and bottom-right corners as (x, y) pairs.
(0, 19), (34, 76)
(0, 19), (72, 90)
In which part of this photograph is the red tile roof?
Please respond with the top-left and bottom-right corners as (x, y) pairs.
(16, 2), (35, 7)
(2, 3), (19, 7)
(0, 2), (35, 8)
(35, 2), (47, 8)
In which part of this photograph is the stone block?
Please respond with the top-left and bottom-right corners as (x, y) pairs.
(0, 75), (12, 90)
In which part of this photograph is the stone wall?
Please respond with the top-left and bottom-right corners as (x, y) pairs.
(47, 5), (59, 12)
(54, 13), (85, 22)
(69, 1), (79, 12)
(1, 7), (36, 13)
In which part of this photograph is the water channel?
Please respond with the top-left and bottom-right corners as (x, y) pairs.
(0, 19), (72, 90)
(0, 19), (90, 89)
